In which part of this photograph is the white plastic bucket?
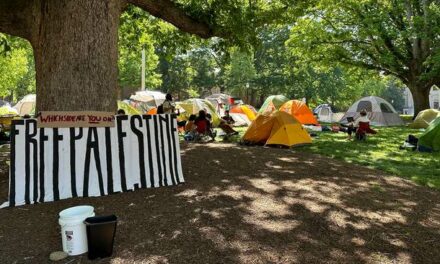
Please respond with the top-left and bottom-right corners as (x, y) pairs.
(59, 205), (95, 256)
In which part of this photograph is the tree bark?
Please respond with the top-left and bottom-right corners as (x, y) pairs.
(0, 0), (36, 41)
(128, 0), (213, 38)
(33, 0), (122, 112)
(409, 83), (430, 117)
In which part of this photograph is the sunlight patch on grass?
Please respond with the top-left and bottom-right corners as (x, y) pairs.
(303, 126), (440, 190)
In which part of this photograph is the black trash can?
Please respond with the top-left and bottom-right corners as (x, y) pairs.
(84, 215), (117, 260)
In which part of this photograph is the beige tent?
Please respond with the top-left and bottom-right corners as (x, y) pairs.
(341, 96), (404, 126)
(14, 94), (36, 116)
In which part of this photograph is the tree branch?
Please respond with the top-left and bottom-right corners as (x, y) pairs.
(388, 8), (414, 59)
(127, 0), (214, 38)
(0, 0), (36, 41)
(338, 49), (409, 83)
(350, 4), (409, 68)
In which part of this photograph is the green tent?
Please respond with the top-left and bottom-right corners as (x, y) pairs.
(117, 101), (141, 115)
(408, 109), (440, 129)
(258, 95), (289, 115)
(177, 98), (221, 127)
(419, 117), (440, 151)
(0, 105), (18, 116)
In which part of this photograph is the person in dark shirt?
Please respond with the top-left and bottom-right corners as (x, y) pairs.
(0, 124), (9, 144)
(222, 110), (235, 125)
(219, 110), (238, 136)
(162, 93), (176, 114)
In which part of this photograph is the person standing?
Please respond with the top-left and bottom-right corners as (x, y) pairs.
(162, 93), (176, 114)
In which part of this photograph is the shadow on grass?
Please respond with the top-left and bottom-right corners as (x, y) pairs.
(1, 143), (440, 263)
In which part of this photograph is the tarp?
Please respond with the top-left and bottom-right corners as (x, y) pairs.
(418, 117), (440, 151)
(117, 101), (141, 115)
(177, 99), (221, 127)
(408, 109), (440, 129)
(340, 96), (404, 126)
(279, 100), (319, 125)
(242, 111), (312, 147)
(258, 95), (289, 115)
(13, 94), (36, 116)
(230, 104), (257, 121)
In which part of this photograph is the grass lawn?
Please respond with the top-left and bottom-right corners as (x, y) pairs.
(211, 125), (440, 190)
(301, 126), (440, 190)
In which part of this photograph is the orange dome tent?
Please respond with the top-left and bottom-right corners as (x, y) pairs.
(230, 104), (257, 121)
(279, 100), (318, 125)
(147, 108), (157, 115)
(242, 111), (312, 147)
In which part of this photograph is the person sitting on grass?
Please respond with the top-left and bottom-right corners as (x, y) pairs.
(183, 114), (197, 141)
(205, 113), (218, 140)
(340, 116), (356, 140)
(222, 110), (234, 124)
(354, 110), (377, 140)
(219, 110), (239, 136)
(194, 110), (216, 141)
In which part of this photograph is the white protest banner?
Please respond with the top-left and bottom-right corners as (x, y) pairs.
(38, 111), (115, 128)
(2, 114), (184, 208)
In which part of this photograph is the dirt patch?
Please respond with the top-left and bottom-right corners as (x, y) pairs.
(0, 142), (439, 263)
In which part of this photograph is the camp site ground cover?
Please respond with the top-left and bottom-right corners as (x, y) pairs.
(300, 126), (440, 189)
(225, 126), (440, 190)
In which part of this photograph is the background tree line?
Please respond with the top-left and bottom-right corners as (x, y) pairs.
(2, 0), (438, 114)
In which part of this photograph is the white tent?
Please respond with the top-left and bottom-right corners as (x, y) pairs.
(129, 90), (166, 112)
(341, 96), (404, 126)
(14, 94), (36, 116)
(130, 91), (166, 106)
(205, 93), (231, 106)
(229, 113), (251, 127)
(314, 104), (343, 123)
(205, 93), (233, 116)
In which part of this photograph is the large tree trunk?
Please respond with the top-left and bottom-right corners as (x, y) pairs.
(33, 0), (122, 112)
(1, 0), (214, 112)
(409, 83), (430, 117)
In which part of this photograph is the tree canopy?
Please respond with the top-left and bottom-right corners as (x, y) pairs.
(0, 0), (430, 114)
(0, 34), (34, 101)
(286, 0), (440, 115)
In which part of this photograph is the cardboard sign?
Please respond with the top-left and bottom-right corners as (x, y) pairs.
(2, 115), (184, 208)
(38, 111), (115, 128)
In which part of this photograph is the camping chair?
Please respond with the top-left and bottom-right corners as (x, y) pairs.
(356, 121), (377, 141)
(194, 119), (216, 142)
